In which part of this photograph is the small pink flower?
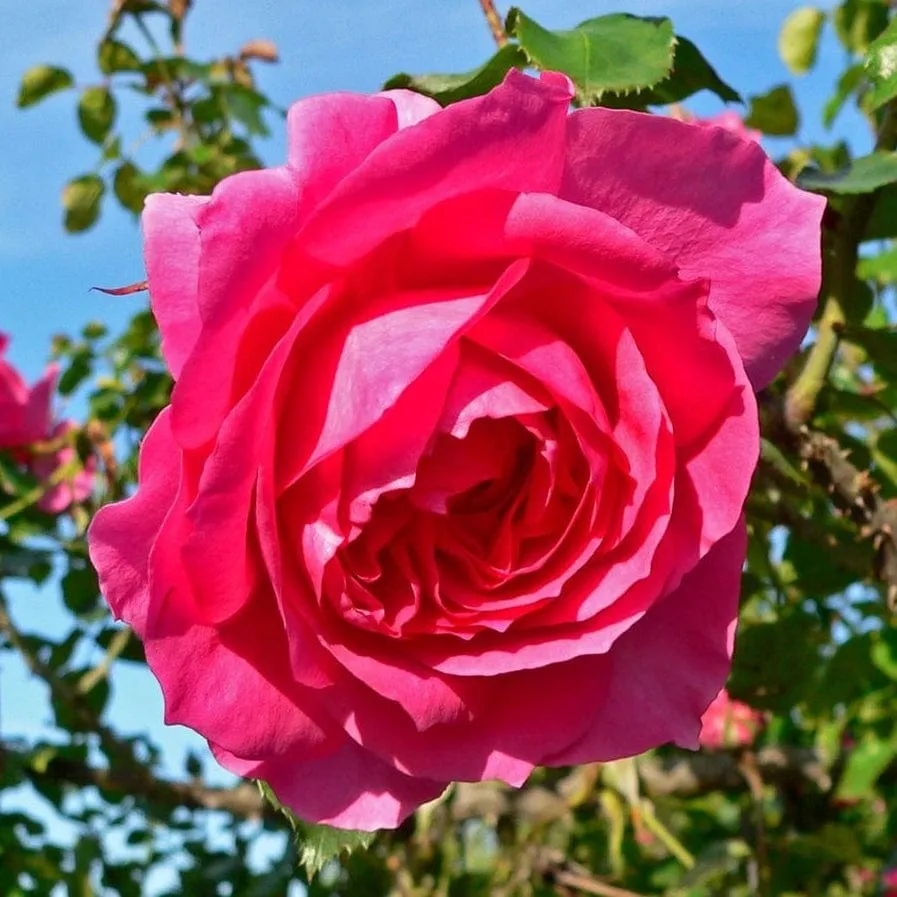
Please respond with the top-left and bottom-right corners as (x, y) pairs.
(29, 421), (96, 513)
(0, 332), (57, 449)
(699, 689), (763, 749)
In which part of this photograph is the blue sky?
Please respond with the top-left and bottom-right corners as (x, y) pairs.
(0, 0), (869, 890)
(1, 0), (863, 379)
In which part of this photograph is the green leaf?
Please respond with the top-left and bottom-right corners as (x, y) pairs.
(97, 39), (142, 74)
(865, 18), (897, 110)
(823, 63), (865, 127)
(799, 151), (897, 193)
(255, 781), (376, 878)
(779, 7), (826, 74)
(871, 628), (897, 678)
(506, 9), (676, 100)
(77, 87), (117, 144)
(834, 0), (889, 55)
(17, 65), (74, 109)
(744, 84), (799, 136)
(0, 453), (36, 494)
(836, 733), (897, 799)
(866, 183), (897, 238)
(218, 84), (269, 136)
(296, 824), (377, 880)
(383, 43), (527, 106)
(857, 245), (897, 282)
(61, 565), (100, 617)
(61, 175), (105, 233)
(601, 35), (739, 108)
(845, 325), (897, 378)
(113, 162), (148, 214)
(728, 612), (823, 712)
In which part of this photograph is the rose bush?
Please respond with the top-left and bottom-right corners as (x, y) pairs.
(88, 70), (823, 830)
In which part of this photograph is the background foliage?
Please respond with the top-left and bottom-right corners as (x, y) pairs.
(4, 0), (897, 894)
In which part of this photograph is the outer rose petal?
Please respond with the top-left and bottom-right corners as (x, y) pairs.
(378, 89), (442, 128)
(142, 586), (342, 765)
(142, 194), (210, 379)
(161, 92), (416, 449)
(87, 409), (179, 637)
(545, 521), (747, 764)
(561, 109), (825, 388)
(220, 738), (447, 831)
(294, 70), (574, 268)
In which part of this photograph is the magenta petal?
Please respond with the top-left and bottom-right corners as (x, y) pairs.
(286, 92), (403, 208)
(562, 109), (824, 387)
(248, 738), (447, 831)
(277, 260), (530, 489)
(143, 586), (341, 764)
(142, 193), (210, 378)
(169, 168), (304, 449)
(87, 409), (179, 636)
(298, 70), (573, 267)
(544, 521), (746, 764)
(378, 89), (442, 129)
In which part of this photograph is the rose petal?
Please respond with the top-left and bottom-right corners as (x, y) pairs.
(142, 194), (210, 379)
(167, 92), (412, 450)
(240, 737), (447, 831)
(293, 70), (573, 268)
(143, 582), (341, 764)
(87, 409), (178, 636)
(544, 520), (746, 764)
(562, 109), (824, 387)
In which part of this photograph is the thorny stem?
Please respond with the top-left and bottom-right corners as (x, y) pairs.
(478, 0), (508, 46)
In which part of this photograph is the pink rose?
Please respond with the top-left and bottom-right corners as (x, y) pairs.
(29, 421), (96, 513)
(698, 689), (763, 750)
(0, 332), (57, 449)
(88, 71), (823, 830)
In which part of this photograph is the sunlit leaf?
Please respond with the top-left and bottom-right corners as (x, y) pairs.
(17, 64), (74, 108)
(798, 151), (897, 193)
(61, 175), (105, 233)
(779, 7), (826, 74)
(78, 87), (117, 144)
(506, 9), (676, 100)
(384, 44), (526, 106)
(865, 18), (897, 110)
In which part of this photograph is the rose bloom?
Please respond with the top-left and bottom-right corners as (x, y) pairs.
(0, 332), (56, 449)
(29, 421), (96, 514)
(89, 71), (823, 830)
(698, 689), (763, 750)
